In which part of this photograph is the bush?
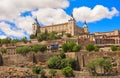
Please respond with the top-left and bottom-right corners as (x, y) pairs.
(40, 69), (46, 77)
(111, 45), (117, 51)
(37, 33), (48, 41)
(47, 56), (66, 69)
(31, 45), (47, 53)
(39, 45), (47, 53)
(32, 66), (42, 74)
(62, 41), (81, 52)
(16, 46), (31, 54)
(1, 38), (10, 44)
(85, 44), (95, 52)
(59, 51), (66, 59)
(65, 58), (77, 70)
(61, 66), (73, 77)
(86, 58), (112, 75)
(0, 48), (6, 54)
(31, 44), (41, 52)
(73, 45), (81, 52)
(30, 34), (36, 39)
(66, 33), (72, 37)
(21, 36), (28, 43)
(49, 69), (57, 77)
(94, 46), (99, 51)
(47, 55), (77, 70)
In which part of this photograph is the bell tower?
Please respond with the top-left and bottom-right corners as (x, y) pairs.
(83, 21), (89, 34)
(32, 17), (40, 36)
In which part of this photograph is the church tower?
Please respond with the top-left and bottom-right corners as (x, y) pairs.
(32, 17), (40, 36)
(83, 21), (89, 34)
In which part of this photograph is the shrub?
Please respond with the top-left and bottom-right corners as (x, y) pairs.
(62, 41), (81, 52)
(49, 69), (57, 77)
(47, 55), (77, 70)
(31, 45), (47, 53)
(40, 69), (46, 77)
(111, 45), (117, 51)
(32, 66), (42, 74)
(16, 46), (31, 54)
(47, 56), (66, 69)
(31, 44), (41, 52)
(30, 34), (36, 39)
(73, 45), (81, 52)
(59, 51), (66, 59)
(65, 58), (77, 70)
(61, 66), (73, 77)
(86, 58), (112, 75)
(94, 46), (99, 51)
(39, 45), (47, 53)
(85, 44), (95, 52)
(0, 48), (6, 54)
(66, 33), (72, 37)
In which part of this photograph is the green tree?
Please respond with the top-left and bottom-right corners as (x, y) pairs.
(62, 41), (80, 52)
(40, 69), (46, 78)
(0, 48), (6, 54)
(62, 43), (68, 52)
(94, 46), (99, 52)
(117, 46), (120, 51)
(65, 58), (77, 70)
(30, 34), (36, 39)
(86, 60), (97, 75)
(47, 56), (65, 69)
(21, 36), (28, 43)
(87, 58), (112, 75)
(31, 44), (41, 52)
(31, 45), (47, 53)
(1, 38), (10, 44)
(61, 66), (73, 77)
(39, 45), (47, 53)
(49, 69), (57, 78)
(32, 66), (42, 74)
(10, 39), (17, 46)
(48, 31), (57, 40)
(102, 59), (112, 74)
(37, 33), (48, 41)
(59, 51), (66, 59)
(66, 33), (72, 37)
(72, 45), (81, 52)
(111, 45), (117, 51)
(16, 46), (31, 54)
(96, 58), (105, 73)
(85, 44), (95, 52)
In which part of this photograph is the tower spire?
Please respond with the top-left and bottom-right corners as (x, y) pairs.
(83, 20), (87, 28)
(34, 16), (39, 25)
(84, 20), (87, 25)
(70, 13), (76, 22)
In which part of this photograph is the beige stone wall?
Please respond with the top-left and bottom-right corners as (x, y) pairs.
(32, 19), (85, 36)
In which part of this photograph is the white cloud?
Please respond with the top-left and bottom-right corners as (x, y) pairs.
(32, 8), (71, 25)
(0, 22), (25, 37)
(15, 16), (35, 34)
(0, 0), (70, 38)
(73, 5), (119, 22)
(0, 0), (69, 20)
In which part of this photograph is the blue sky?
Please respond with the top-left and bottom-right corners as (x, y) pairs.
(0, 0), (119, 39)
(66, 0), (120, 33)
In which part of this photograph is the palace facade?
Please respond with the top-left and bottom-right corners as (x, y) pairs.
(32, 18), (89, 36)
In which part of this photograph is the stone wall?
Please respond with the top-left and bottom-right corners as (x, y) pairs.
(2, 52), (58, 67)
(66, 51), (120, 73)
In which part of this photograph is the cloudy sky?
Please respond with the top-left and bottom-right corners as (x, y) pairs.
(0, 0), (119, 39)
